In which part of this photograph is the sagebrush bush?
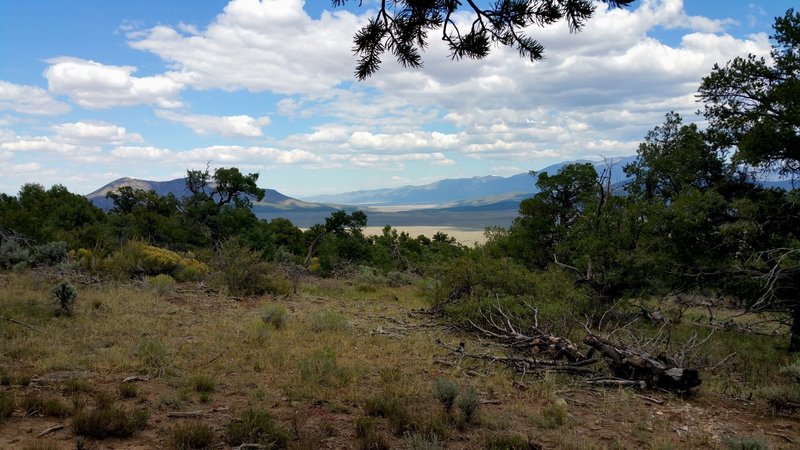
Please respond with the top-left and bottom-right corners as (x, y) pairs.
(456, 386), (480, 424)
(31, 241), (67, 266)
(146, 274), (177, 297)
(225, 408), (289, 448)
(0, 239), (30, 269)
(168, 422), (218, 449)
(259, 303), (288, 329)
(434, 378), (458, 412)
(721, 435), (769, 450)
(403, 432), (444, 450)
(51, 280), (77, 316)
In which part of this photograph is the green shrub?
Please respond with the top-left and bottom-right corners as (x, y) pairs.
(456, 386), (480, 424)
(212, 238), (291, 296)
(147, 274), (177, 297)
(354, 266), (389, 285)
(434, 378), (458, 413)
(20, 393), (70, 417)
(168, 422), (218, 449)
(72, 405), (149, 438)
(721, 435), (769, 450)
(31, 241), (67, 266)
(0, 239), (30, 269)
(50, 280), (77, 316)
(310, 310), (348, 333)
(259, 303), (289, 329)
(442, 265), (590, 334)
(225, 408), (289, 448)
(0, 391), (14, 421)
(137, 337), (169, 377)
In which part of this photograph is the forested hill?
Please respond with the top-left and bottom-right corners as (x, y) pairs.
(86, 177), (301, 211)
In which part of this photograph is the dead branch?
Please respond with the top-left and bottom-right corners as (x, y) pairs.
(586, 378), (647, 389)
(167, 410), (204, 418)
(37, 424), (64, 437)
(0, 314), (40, 333)
(468, 303), (587, 363)
(122, 375), (149, 383)
(434, 339), (598, 377)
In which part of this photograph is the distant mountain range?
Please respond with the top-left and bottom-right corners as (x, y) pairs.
(84, 155), (795, 229)
(308, 156), (637, 206)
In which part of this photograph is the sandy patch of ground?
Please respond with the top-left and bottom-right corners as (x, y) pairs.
(363, 226), (488, 246)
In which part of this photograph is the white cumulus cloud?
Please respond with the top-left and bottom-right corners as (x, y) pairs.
(0, 80), (71, 115)
(44, 57), (183, 109)
(53, 121), (143, 145)
(128, 0), (362, 96)
(155, 110), (271, 137)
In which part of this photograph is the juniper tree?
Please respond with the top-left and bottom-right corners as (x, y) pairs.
(334, 0), (636, 79)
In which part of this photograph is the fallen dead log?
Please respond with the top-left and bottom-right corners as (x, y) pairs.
(167, 410), (204, 418)
(468, 305), (588, 363)
(584, 334), (701, 393)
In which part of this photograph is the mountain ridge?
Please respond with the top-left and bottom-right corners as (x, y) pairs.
(308, 156), (637, 206)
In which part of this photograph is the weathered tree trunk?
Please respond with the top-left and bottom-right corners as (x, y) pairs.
(790, 300), (800, 353)
(584, 334), (701, 392)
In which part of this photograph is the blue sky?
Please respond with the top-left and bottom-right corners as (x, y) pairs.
(0, 0), (794, 198)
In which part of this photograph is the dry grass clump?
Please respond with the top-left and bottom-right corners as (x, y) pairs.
(20, 392), (70, 417)
(137, 337), (170, 377)
(72, 401), (149, 438)
(167, 421), (219, 449)
(225, 408), (290, 448)
(118, 382), (138, 399)
(0, 391), (15, 421)
(309, 310), (348, 332)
